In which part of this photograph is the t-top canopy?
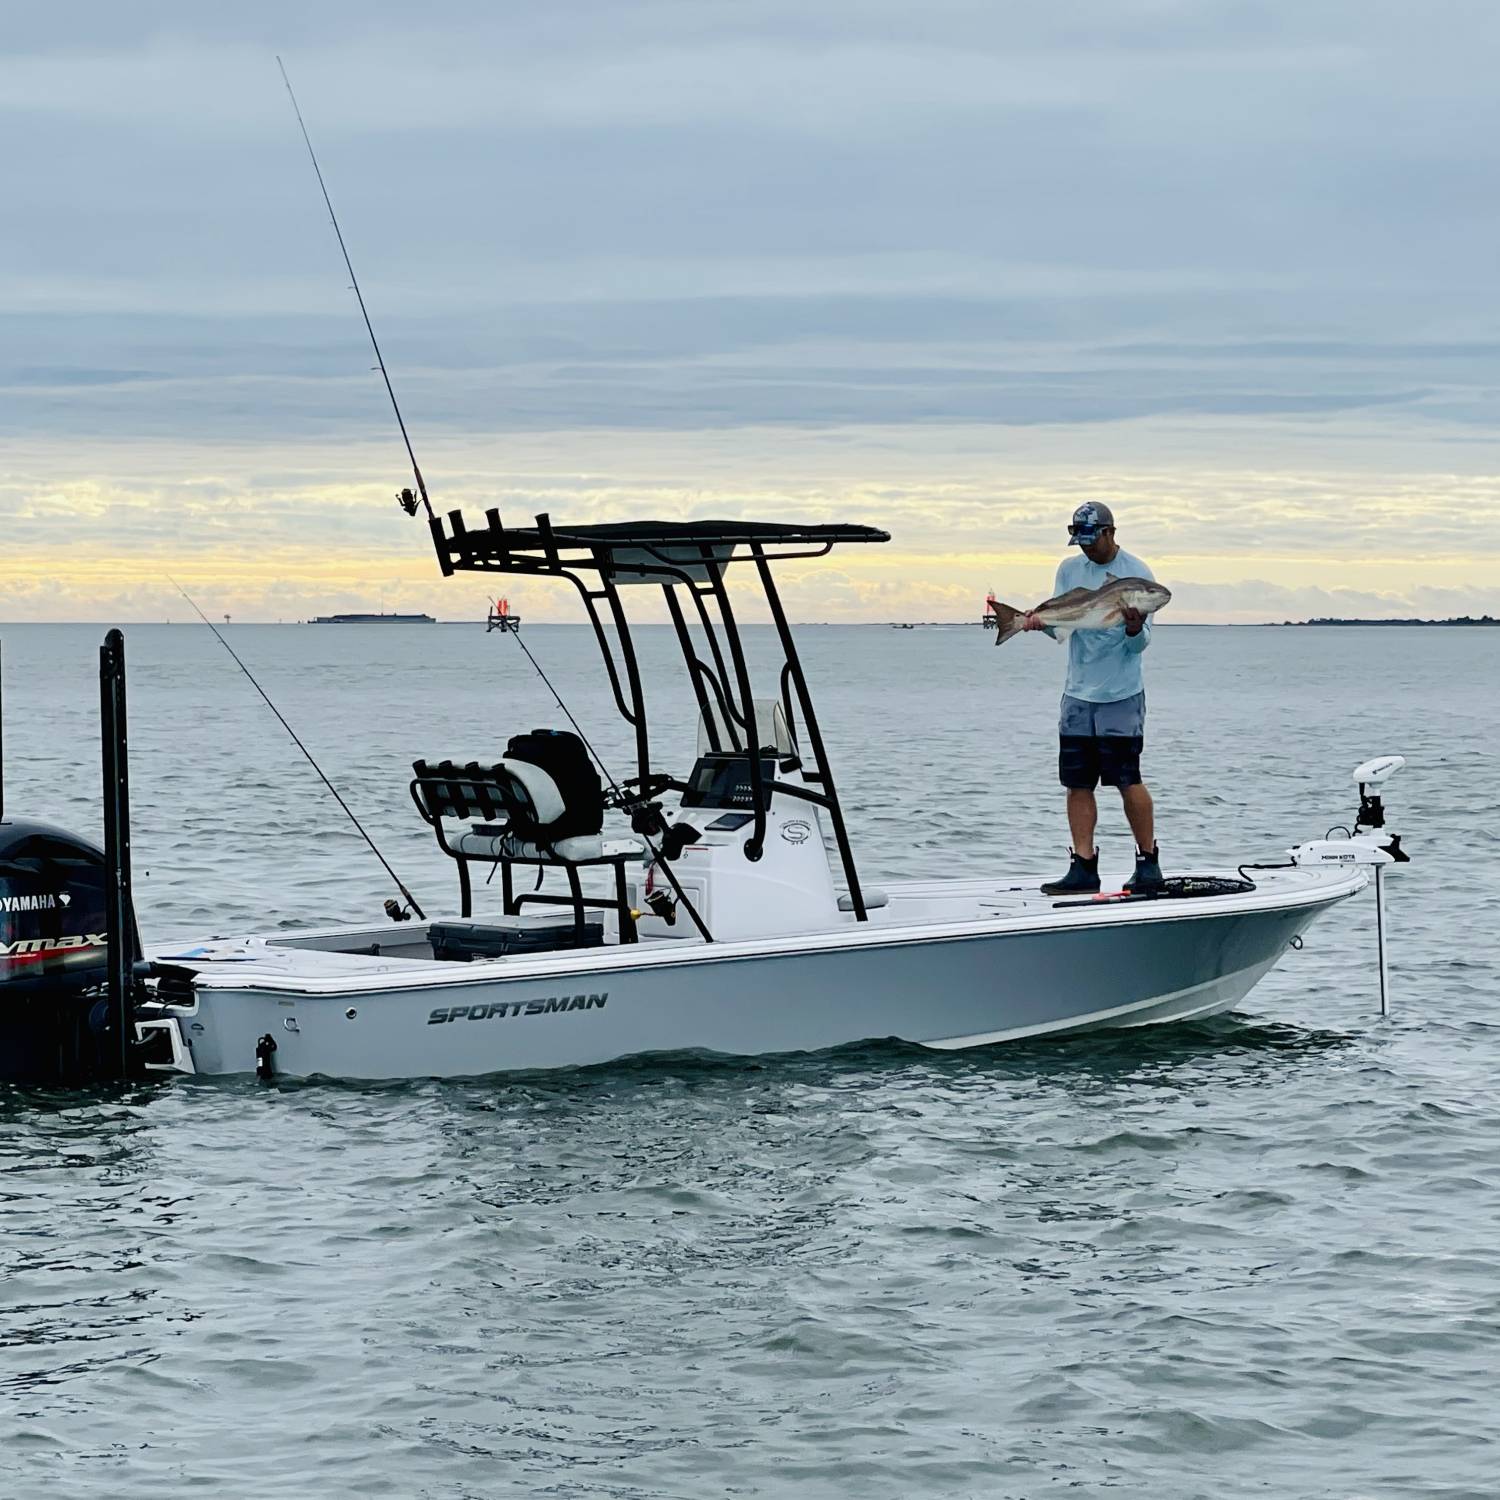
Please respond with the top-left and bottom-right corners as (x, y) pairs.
(431, 511), (890, 581)
(525, 519), (890, 547)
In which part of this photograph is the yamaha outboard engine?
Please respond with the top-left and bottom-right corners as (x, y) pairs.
(0, 630), (147, 1085)
(0, 819), (137, 1084)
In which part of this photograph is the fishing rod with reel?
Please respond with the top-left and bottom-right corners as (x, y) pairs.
(276, 61), (713, 942)
(277, 58), (433, 531)
(168, 578), (427, 922)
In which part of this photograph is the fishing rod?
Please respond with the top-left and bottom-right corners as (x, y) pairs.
(169, 578), (426, 920)
(277, 65), (714, 943)
(276, 56), (433, 524)
(509, 632), (618, 798)
(504, 628), (714, 943)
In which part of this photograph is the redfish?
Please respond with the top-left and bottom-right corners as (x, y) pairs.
(990, 575), (1172, 645)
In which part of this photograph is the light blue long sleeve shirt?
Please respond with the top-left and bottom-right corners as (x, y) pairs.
(1052, 546), (1155, 704)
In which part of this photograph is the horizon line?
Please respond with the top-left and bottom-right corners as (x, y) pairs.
(0, 618), (1491, 630)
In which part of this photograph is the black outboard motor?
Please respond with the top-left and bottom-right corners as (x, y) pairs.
(0, 818), (137, 1084)
(0, 629), (146, 1085)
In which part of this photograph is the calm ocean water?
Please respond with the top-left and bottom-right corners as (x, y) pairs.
(1, 621), (1496, 1498)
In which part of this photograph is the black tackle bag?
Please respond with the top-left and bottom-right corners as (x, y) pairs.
(503, 729), (604, 841)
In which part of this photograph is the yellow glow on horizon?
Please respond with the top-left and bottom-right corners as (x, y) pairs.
(4, 433), (1497, 623)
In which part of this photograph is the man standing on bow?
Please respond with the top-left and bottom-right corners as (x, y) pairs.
(1026, 501), (1164, 895)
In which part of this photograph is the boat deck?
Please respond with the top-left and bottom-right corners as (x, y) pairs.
(148, 866), (1362, 996)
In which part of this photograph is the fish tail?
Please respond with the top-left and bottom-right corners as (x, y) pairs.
(992, 601), (1024, 645)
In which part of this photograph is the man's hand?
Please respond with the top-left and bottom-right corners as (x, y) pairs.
(1022, 611), (1044, 632)
(1121, 605), (1144, 636)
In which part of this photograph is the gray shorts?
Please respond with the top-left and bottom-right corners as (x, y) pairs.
(1058, 692), (1146, 737)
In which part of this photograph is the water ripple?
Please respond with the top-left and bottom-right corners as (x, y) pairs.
(0, 624), (1496, 1496)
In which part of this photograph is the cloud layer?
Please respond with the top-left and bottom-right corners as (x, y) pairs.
(4, 2), (1499, 620)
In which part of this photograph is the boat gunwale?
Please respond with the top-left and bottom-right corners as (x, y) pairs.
(160, 865), (1365, 1000)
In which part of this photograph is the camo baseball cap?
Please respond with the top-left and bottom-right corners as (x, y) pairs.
(1068, 500), (1115, 545)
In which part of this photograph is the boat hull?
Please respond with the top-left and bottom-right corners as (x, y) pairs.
(163, 881), (1350, 1079)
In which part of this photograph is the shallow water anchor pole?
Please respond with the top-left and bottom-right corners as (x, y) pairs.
(100, 629), (134, 1077)
(1374, 864), (1390, 1018)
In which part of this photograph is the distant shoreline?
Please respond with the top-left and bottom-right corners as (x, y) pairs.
(1275, 616), (1498, 627)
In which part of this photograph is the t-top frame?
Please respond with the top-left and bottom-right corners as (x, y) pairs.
(423, 508), (890, 921)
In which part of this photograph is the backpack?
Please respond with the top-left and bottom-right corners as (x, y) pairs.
(503, 729), (604, 841)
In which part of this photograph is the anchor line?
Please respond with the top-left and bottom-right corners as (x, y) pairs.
(168, 578), (426, 920)
(276, 56), (433, 523)
(503, 629), (714, 943)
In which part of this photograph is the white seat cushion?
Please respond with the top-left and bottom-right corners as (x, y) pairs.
(497, 758), (566, 825)
(456, 830), (605, 862)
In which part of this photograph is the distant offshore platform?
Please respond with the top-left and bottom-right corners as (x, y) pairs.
(486, 597), (522, 633)
(308, 612), (436, 624)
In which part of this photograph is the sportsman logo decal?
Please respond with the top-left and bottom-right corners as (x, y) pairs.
(427, 993), (609, 1024)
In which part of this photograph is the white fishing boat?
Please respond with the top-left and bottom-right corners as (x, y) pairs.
(0, 97), (1411, 1085)
(0, 516), (1408, 1084)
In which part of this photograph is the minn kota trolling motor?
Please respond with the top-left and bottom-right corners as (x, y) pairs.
(1289, 755), (1411, 1017)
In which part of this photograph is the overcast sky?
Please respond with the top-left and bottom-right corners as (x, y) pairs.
(5, 1), (1500, 621)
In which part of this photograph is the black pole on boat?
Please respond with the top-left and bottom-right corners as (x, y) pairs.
(751, 547), (869, 921)
(0, 638), (6, 824)
(99, 628), (135, 1078)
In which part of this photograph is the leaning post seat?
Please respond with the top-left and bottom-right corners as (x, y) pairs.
(410, 731), (639, 944)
